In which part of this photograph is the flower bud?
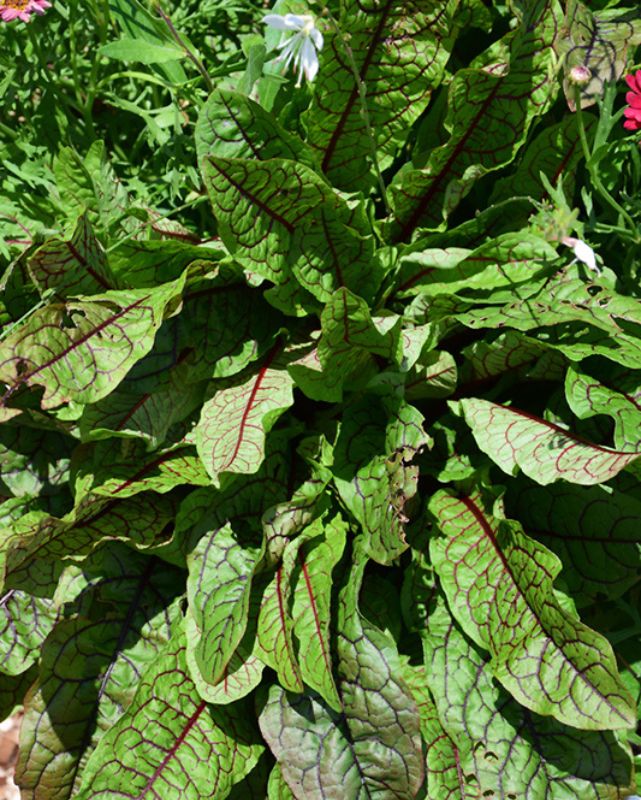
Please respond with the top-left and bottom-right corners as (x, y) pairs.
(568, 65), (591, 86)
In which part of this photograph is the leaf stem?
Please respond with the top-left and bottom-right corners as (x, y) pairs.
(156, 2), (214, 93)
(574, 85), (640, 242)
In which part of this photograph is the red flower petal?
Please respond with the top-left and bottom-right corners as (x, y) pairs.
(625, 72), (641, 94)
(626, 92), (641, 108)
(623, 118), (641, 131)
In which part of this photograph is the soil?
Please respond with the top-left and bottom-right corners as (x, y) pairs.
(0, 714), (20, 800)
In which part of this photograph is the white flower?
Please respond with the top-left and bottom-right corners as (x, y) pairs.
(263, 12), (323, 87)
(562, 236), (600, 275)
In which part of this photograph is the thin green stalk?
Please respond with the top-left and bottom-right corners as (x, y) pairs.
(68, 0), (98, 142)
(156, 2), (213, 93)
(574, 85), (640, 242)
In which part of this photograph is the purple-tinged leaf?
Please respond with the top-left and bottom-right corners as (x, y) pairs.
(73, 625), (263, 800)
(566, 365), (641, 451)
(506, 481), (641, 600)
(399, 658), (463, 800)
(335, 400), (429, 564)
(0, 278), (187, 412)
(429, 490), (636, 729)
(0, 589), (56, 675)
(290, 515), (346, 711)
(201, 156), (378, 303)
(390, 1), (561, 238)
(195, 344), (294, 483)
(303, 1), (455, 191)
(16, 549), (184, 800)
(259, 546), (425, 800)
(455, 398), (641, 485)
(27, 213), (116, 298)
(456, 267), (641, 369)
(186, 522), (262, 691)
(558, 2), (641, 110)
(335, 546), (424, 795)
(423, 594), (634, 797)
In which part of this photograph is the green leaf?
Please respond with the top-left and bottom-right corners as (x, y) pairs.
(258, 515), (346, 705)
(455, 398), (641, 485)
(108, 239), (223, 289)
(27, 213), (116, 298)
(262, 472), (332, 566)
(406, 350), (458, 400)
(423, 593), (634, 797)
(399, 658), (463, 800)
(53, 141), (136, 233)
(107, 0), (188, 84)
(389, 0), (561, 238)
(290, 515), (346, 710)
(565, 364), (641, 451)
(256, 565), (304, 696)
(0, 491), (176, 595)
(0, 590), (56, 675)
(506, 481), (641, 600)
(257, 545), (424, 798)
(74, 624), (263, 799)
(0, 277), (187, 412)
(429, 490), (636, 730)
(459, 330), (565, 385)
(78, 373), (204, 450)
(303, 0), (455, 191)
(396, 232), (557, 300)
(186, 522), (262, 691)
(201, 156), (378, 302)
(559, 2), (641, 110)
(289, 289), (401, 402)
(99, 37), (186, 64)
(456, 267), (641, 369)
(76, 442), (210, 501)
(196, 89), (316, 169)
(16, 549), (184, 800)
(334, 399), (429, 564)
(195, 344), (294, 483)
(490, 115), (594, 203)
(267, 761), (295, 800)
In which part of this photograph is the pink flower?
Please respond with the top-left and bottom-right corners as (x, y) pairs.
(0, 0), (51, 22)
(623, 70), (641, 131)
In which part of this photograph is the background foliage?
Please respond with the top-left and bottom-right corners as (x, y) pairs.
(2, 0), (641, 797)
